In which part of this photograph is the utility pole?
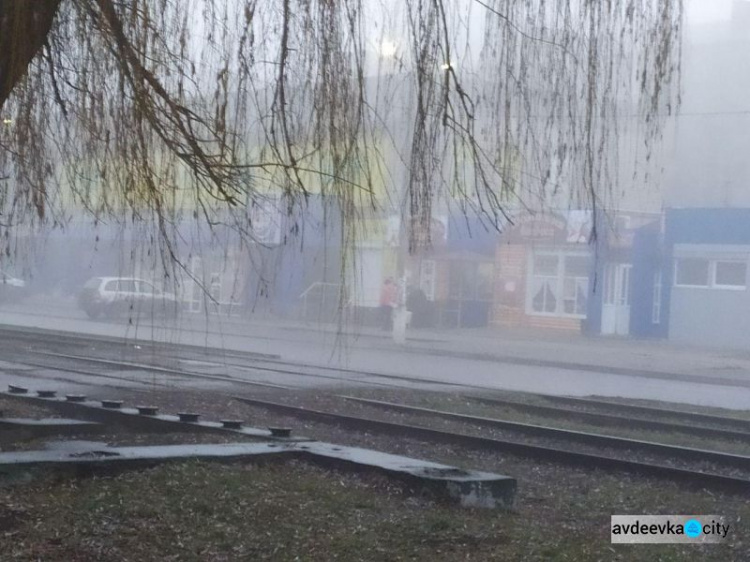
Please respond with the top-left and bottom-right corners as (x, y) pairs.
(392, 209), (409, 345)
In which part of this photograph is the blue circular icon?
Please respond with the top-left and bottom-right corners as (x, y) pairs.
(685, 519), (702, 538)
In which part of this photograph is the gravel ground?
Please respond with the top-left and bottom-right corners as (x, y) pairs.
(0, 461), (543, 561)
(62, 385), (750, 560)
(354, 393), (750, 456)
(94, 387), (750, 478)
(3, 430), (253, 452)
(582, 394), (750, 422)
(3, 381), (750, 559)
(0, 396), (63, 419)
(341, 387), (750, 432)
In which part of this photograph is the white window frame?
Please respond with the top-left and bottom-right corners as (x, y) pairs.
(674, 258), (748, 291)
(419, 259), (436, 301)
(712, 260), (748, 290)
(674, 258), (710, 288)
(527, 250), (589, 319)
(652, 271), (662, 324)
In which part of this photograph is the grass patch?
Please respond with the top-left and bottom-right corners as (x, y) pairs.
(0, 460), (746, 561)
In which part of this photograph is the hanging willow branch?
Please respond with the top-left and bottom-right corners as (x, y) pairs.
(0, 0), (682, 269)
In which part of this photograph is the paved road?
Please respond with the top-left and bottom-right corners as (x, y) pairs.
(1, 301), (750, 410)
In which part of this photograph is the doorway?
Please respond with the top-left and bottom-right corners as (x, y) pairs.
(601, 263), (632, 335)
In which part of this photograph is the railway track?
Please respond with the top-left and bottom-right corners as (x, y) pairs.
(539, 394), (750, 433)
(27, 351), (421, 392)
(0, 325), (450, 392)
(3, 325), (750, 494)
(1, 353), (291, 392)
(36, 346), (750, 439)
(339, 396), (750, 469)
(0, 324), (280, 361)
(465, 394), (750, 441)
(233, 396), (750, 495)
(5, 323), (750, 407)
(4, 323), (750, 438)
(0, 332), (450, 394)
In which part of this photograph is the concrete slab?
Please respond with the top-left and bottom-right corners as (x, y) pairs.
(0, 418), (102, 436)
(0, 441), (516, 509)
(0, 390), (305, 442)
(295, 441), (516, 509)
(42, 440), (111, 452)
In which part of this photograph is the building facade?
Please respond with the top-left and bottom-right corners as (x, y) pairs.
(624, 2), (750, 349)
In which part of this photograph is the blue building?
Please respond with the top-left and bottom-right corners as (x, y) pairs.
(625, 4), (750, 348)
(629, 208), (750, 348)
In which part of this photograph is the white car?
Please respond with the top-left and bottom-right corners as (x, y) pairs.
(0, 269), (27, 301)
(78, 277), (180, 320)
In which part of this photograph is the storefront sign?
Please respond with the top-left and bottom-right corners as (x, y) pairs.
(503, 211), (593, 245)
(504, 214), (567, 244)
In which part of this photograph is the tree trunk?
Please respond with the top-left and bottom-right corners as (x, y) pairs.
(0, 0), (62, 111)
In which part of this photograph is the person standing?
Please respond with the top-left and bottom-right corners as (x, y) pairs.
(379, 277), (397, 330)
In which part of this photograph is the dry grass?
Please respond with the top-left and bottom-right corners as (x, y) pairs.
(1, 459), (745, 561)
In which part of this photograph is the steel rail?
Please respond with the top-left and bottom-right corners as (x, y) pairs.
(234, 396), (750, 494)
(540, 394), (750, 433)
(465, 395), (750, 443)
(5, 324), (750, 435)
(30, 350), (441, 392)
(339, 396), (750, 469)
(4, 354), (291, 391)
(0, 323), (280, 360)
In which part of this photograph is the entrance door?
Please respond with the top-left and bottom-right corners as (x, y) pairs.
(601, 263), (632, 335)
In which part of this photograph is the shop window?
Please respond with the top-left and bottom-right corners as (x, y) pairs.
(529, 252), (588, 318)
(209, 273), (222, 303)
(419, 260), (436, 301)
(531, 255), (559, 314)
(533, 255), (559, 276)
(675, 258), (747, 290)
(562, 278), (588, 315)
(674, 258), (709, 287)
(531, 279), (557, 313)
(562, 256), (588, 315)
(713, 261), (747, 289)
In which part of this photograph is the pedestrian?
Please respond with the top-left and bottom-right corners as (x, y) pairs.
(379, 277), (398, 330)
(406, 285), (429, 328)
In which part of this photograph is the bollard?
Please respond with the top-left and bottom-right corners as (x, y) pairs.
(268, 427), (292, 438)
(137, 406), (159, 416)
